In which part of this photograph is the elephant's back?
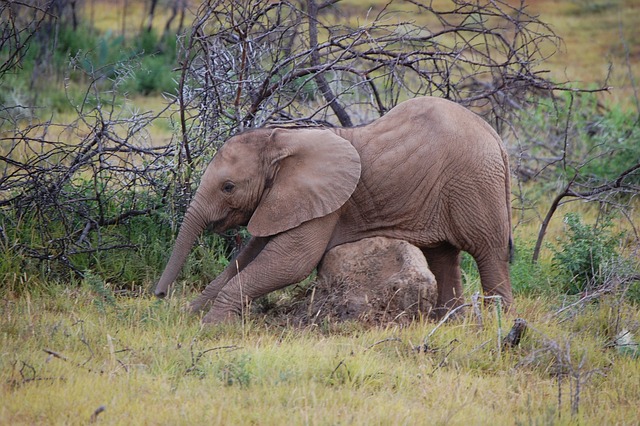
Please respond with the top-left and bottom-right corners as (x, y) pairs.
(329, 97), (509, 249)
(347, 96), (506, 185)
(357, 97), (501, 152)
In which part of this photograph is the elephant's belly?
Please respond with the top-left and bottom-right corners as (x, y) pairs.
(331, 193), (446, 244)
(328, 221), (445, 252)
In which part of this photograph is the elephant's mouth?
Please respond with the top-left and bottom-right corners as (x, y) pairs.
(207, 219), (246, 235)
(207, 219), (228, 234)
(207, 209), (251, 234)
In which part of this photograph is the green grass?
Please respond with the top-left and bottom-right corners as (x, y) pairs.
(2, 285), (639, 425)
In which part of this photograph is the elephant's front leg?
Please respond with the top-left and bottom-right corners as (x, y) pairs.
(202, 213), (339, 323)
(189, 236), (268, 313)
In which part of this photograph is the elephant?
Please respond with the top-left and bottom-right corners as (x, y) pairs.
(154, 96), (514, 323)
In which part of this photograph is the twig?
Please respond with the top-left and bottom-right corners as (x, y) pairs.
(9, 360), (65, 388)
(329, 359), (351, 382)
(553, 286), (614, 319)
(43, 349), (68, 361)
(43, 349), (104, 375)
(364, 337), (403, 352)
(429, 339), (460, 376)
(425, 303), (471, 342)
(89, 406), (106, 423)
(73, 320), (95, 367)
(471, 292), (483, 329)
(186, 342), (241, 374)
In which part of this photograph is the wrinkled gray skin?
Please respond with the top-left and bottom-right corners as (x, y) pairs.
(154, 97), (513, 323)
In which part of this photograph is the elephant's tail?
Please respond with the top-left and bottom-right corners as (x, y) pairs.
(509, 236), (515, 263)
(500, 137), (514, 264)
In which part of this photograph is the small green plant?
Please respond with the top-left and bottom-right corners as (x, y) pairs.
(83, 269), (117, 312)
(509, 241), (554, 295)
(133, 55), (178, 95)
(577, 100), (640, 185)
(551, 213), (622, 294)
(218, 353), (252, 387)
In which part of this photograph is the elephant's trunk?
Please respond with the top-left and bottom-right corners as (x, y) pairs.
(154, 197), (209, 298)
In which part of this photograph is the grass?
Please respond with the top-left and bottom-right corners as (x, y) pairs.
(520, 0), (640, 108)
(2, 284), (639, 425)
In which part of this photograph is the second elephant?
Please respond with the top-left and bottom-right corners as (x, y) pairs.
(154, 96), (514, 323)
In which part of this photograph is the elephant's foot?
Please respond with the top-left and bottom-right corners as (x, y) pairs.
(429, 303), (467, 321)
(202, 306), (241, 324)
(202, 282), (252, 324)
(188, 294), (214, 314)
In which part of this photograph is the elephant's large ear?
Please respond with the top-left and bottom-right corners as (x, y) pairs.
(248, 128), (361, 237)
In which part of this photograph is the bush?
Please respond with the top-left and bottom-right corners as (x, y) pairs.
(578, 103), (640, 184)
(551, 213), (623, 294)
(133, 55), (177, 95)
(0, 195), (229, 293)
(514, 94), (640, 187)
(509, 241), (555, 295)
(2, 22), (179, 112)
(55, 25), (100, 63)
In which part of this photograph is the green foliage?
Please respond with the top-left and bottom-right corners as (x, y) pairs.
(577, 102), (640, 184)
(217, 353), (253, 387)
(569, 0), (619, 14)
(509, 241), (555, 295)
(626, 277), (640, 305)
(55, 25), (101, 65)
(289, 76), (319, 101)
(0, 181), (229, 294)
(83, 269), (116, 312)
(520, 94), (640, 186)
(460, 242), (557, 297)
(551, 213), (623, 294)
(135, 29), (162, 56)
(132, 54), (177, 95)
(2, 23), (179, 113)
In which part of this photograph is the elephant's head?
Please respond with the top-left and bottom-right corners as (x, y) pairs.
(154, 127), (361, 298)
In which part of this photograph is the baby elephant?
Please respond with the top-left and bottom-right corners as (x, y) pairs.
(154, 96), (513, 323)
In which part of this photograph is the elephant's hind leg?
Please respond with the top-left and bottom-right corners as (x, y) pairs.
(475, 252), (513, 311)
(422, 243), (464, 319)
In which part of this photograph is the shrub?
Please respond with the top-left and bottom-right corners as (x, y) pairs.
(551, 213), (623, 294)
(509, 241), (555, 295)
(514, 94), (640, 187)
(134, 55), (177, 95)
(55, 25), (100, 63)
(578, 103), (640, 185)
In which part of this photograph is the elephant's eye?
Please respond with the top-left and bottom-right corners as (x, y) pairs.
(222, 181), (235, 194)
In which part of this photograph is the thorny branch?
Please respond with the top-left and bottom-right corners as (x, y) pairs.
(0, 0), (54, 76)
(1, 50), (179, 278)
(181, 0), (570, 140)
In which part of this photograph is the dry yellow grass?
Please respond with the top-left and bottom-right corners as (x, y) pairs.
(522, 0), (640, 107)
(1, 286), (639, 425)
(86, 0), (194, 37)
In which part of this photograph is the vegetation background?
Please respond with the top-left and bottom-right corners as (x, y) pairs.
(1, 0), (639, 424)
